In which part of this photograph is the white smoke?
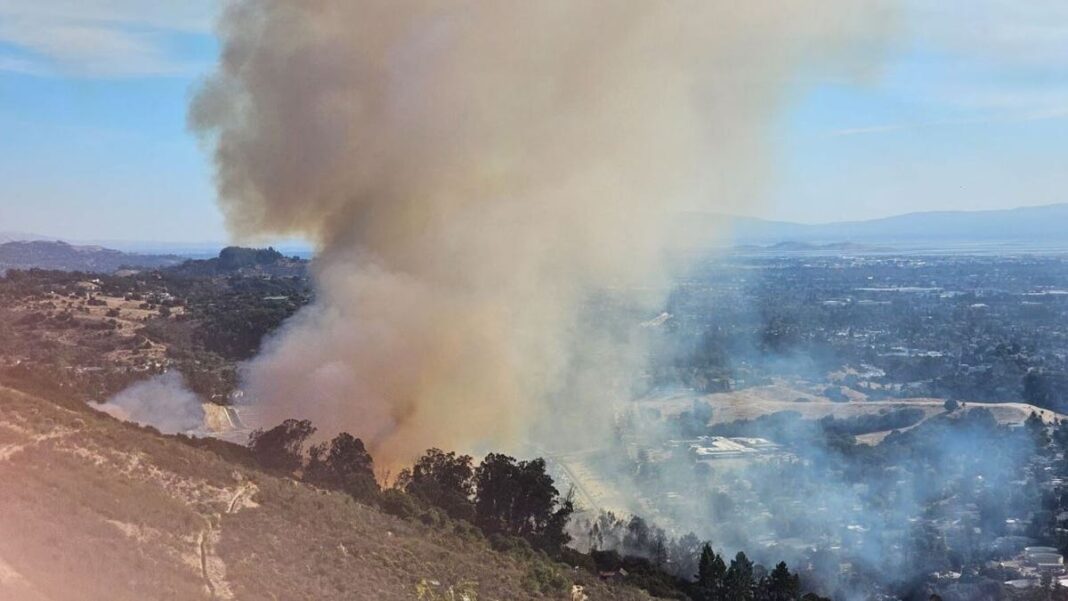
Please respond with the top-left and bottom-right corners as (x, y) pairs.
(96, 372), (204, 434)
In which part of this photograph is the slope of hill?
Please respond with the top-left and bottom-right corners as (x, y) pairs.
(0, 385), (651, 601)
(0, 240), (183, 273)
(0, 231), (49, 244)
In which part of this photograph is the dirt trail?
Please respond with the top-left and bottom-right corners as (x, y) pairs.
(197, 528), (216, 599)
(197, 519), (234, 601)
(197, 484), (258, 599)
(226, 483), (256, 514)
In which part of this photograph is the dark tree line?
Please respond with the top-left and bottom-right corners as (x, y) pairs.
(695, 546), (804, 601)
(581, 512), (819, 601)
(249, 419), (380, 501)
(396, 449), (574, 552)
(247, 419), (825, 601)
(247, 423), (573, 552)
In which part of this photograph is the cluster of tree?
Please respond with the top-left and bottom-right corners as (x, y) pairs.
(705, 408), (924, 445)
(816, 408), (925, 436)
(1024, 369), (1068, 414)
(395, 448), (574, 552)
(169, 246), (300, 277)
(621, 400), (1061, 599)
(829, 408), (1047, 593)
(577, 512), (821, 601)
(191, 295), (303, 360)
(586, 541), (816, 601)
(247, 419), (831, 600)
(694, 546), (805, 601)
(248, 419), (379, 501)
(645, 254), (1068, 408)
(217, 247), (285, 270)
(0, 262), (311, 404)
(247, 422), (573, 553)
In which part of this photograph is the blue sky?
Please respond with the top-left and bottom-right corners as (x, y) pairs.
(772, 1), (1068, 223)
(0, 1), (1066, 243)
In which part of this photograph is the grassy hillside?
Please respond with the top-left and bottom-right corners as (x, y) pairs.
(0, 385), (652, 601)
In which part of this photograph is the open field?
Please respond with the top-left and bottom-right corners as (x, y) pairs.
(635, 382), (1066, 445)
(8, 286), (175, 365)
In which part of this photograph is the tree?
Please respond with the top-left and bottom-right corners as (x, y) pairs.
(943, 399), (959, 413)
(1026, 411), (1051, 448)
(473, 453), (573, 551)
(651, 529), (669, 568)
(248, 419), (316, 472)
(1054, 419), (1068, 450)
(623, 516), (652, 558)
(764, 562), (799, 601)
(724, 551), (754, 601)
(908, 523), (950, 574)
(304, 432), (379, 502)
(1025, 370), (1053, 409)
(669, 532), (703, 581)
(696, 543), (727, 601)
(397, 448), (475, 520)
(589, 511), (626, 550)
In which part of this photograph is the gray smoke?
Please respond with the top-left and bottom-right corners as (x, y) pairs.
(192, 1), (893, 468)
(96, 372), (204, 434)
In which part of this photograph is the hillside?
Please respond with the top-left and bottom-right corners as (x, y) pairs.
(167, 246), (307, 278)
(0, 232), (49, 244)
(0, 240), (183, 273)
(0, 259), (310, 404)
(0, 385), (651, 601)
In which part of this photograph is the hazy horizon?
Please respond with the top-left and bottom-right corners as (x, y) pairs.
(4, 201), (1068, 249)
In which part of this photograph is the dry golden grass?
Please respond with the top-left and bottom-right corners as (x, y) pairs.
(0, 385), (654, 601)
(637, 382), (1066, 445)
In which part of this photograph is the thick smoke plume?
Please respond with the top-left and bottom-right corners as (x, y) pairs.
(193, 1), (891, 467)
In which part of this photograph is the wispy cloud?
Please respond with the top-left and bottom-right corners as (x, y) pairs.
(0, 1), (215, 32)
(829, 0), (1068, 138)
(829, 124), (909, 137)
(0, 54), (42, 76)
(908, 0), (1068, 69)
(0, 0), (217, 78)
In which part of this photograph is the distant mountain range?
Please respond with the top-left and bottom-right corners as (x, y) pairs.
(4, 203), (1066, 263)
(0, 241), (184, 273)
(0, 231), (50, 244)
(0, 240), (313, 277)
(677, 203), (1068, 248)
(167, 246), (308, 277)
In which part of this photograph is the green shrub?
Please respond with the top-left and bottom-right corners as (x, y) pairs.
(452, 520), (484, 541)
(521, 563), (568, 596)
(488, 533), (535, 559)
(378, 488), (422, 520)
(420, 507), (447, 528)
(415, 579), (479, 601)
